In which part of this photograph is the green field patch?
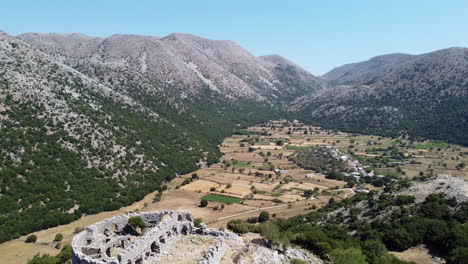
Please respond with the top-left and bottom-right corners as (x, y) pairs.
(255, 164), (273, 170)
(201, 194), (241, 204)
(232, 161), (251, 167)
(233, 129), (264, 135)
(285, 145), (309, 150)
(414, 141), (450, 149)
(292, 187), (306, 192)
(255, 190), (268, 194)
(255, 141), (271, 145)
(271, 193), (284, 197)
(290, 136), (304, 139)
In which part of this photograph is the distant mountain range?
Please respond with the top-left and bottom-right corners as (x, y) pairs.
(292, 47), (467, 144)
(0, 30), (466, 243)
(321, 53), (416, 85)
(18, 32), (323, 104)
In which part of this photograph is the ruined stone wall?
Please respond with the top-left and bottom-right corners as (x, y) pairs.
(72, 210), (239, 264)
(198, 237), (228, 264)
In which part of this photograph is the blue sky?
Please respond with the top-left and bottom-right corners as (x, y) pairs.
(2, 0), (467, 75)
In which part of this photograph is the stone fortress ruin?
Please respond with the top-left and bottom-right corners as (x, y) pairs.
(72, 210), (321, 264)
(72, 210), (240, 264)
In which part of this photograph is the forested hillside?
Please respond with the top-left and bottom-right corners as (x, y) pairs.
(293, 47), (468, 145)
(228, 176), (468, 264)
(0, 32), (276, 243)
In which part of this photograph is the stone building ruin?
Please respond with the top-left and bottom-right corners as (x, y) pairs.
(71, 210), (241, 264)
(72, 210), (321, 264)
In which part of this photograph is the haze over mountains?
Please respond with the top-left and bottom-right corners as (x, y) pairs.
(0, 30), (466, 243)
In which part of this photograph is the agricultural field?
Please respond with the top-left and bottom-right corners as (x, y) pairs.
(2, 119), (467, 263)
(201, 194), (242, 204)
(159, 120), (467, 227)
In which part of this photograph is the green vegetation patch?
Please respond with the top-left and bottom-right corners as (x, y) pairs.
(128, 216), (146, 229)
(256, 190), (268, 194)
(233, 129), (265, 135)
(232, 161), (251, 167)
(255, 141), (271, 145)
(414, 141), (450, 149)
(292, 187), (306, 192)
(271, 193), (284, 197)
(201, 194), (241, 204)
(255, 164), (274, 170)
(285, 145), (309, 150)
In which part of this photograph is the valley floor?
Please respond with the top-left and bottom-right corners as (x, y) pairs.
(1, 120), (466, 263)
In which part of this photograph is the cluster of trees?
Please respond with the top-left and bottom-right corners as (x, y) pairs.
(27, 245), (72, 264)
(289, 146), (351, 173)
(326, 170), (407, 189)
(228, 191), (467, 264)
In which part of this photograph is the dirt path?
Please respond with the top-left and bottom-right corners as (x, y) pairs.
(206, 204), (288, 224)
(329, 188), (355, 199)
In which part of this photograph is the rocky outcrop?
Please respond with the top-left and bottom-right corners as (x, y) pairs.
(398, 174), (468, 203)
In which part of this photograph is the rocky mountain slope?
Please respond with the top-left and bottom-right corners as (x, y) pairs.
(0, 31), (231, 242)
(321, 53), (415, 85)
(293, 47), (468, 145)
(18, 32), (323, 104)
(0, 29), (467, 246)
(0, 31), (325, 244)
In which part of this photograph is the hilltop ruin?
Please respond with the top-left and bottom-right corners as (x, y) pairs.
(72, 210), (321, 264)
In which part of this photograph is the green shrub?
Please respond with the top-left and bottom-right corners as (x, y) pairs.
(227, 220), (258, 234)
(200, 200), (208, 207)
(25, 235), (37, 243)
(193, 218), (203, 227)
(128, 216), (146, 229)
(448, 247), (468, 264)
(258, 211), (270, 222)
(247, 217), (258, 223)
(27, 244), (72, 264)
(54, 233), (64, 242)
(332, 248), (368, 264)
(394, 195), (416, 206)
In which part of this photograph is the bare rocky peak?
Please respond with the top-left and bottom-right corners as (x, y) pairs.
(19, 32), (104, 58)
(322, 47), (468, 87)
(368, 47), (468, 96)
(260, 54), (296, 66)
(322, 53), (415, 84)
(18, 32), (322, 102)
(261, 54), (324, 84)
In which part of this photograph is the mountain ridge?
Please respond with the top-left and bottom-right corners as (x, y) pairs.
(293, 46), (467, 145)
(0, 30), (466, 245)
(18, 32), (323, 104)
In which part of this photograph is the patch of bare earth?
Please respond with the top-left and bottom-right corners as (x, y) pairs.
(390, 245), (444, 264)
